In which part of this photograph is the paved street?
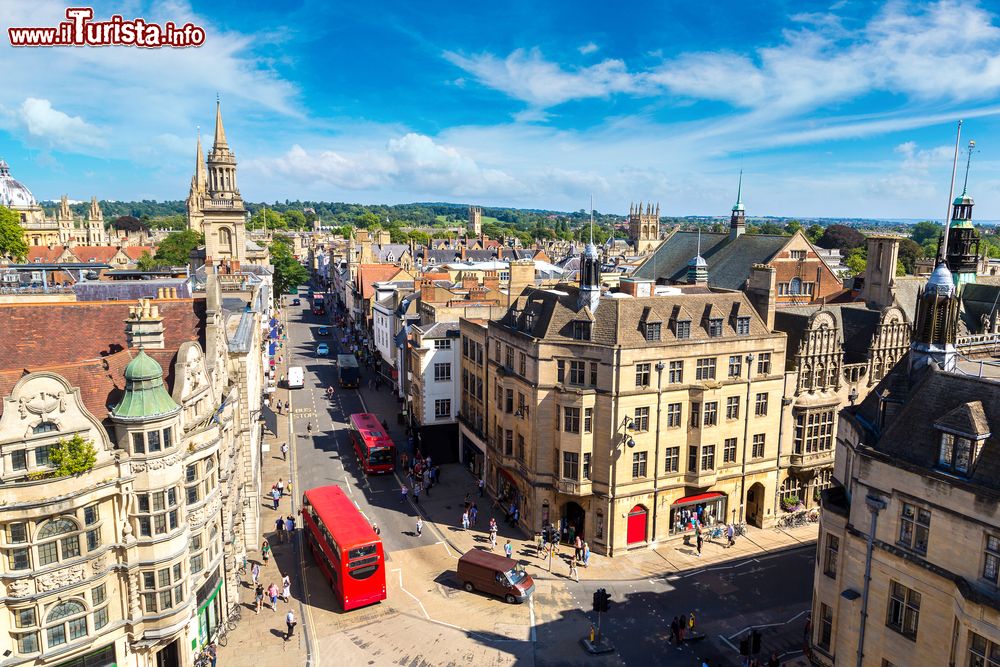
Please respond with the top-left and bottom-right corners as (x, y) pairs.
(221, 287), (817, 667)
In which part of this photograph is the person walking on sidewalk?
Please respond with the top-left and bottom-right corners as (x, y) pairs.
(254, 583), (264, 614)
(286, 515), (295, 538)
(582, 542), (591, 567)
(261, 539), (271, 565)
(489, 528), (497, 551)
(281, 442), (288, 461)
(569, 556), (579, 582)
(281, 574), (291, 603)
(276, 478), (285, 496)
(399, 484), (408, 503)
(285, 609), (297, 641)
(574, 535), (583, 561)
(504, 540), (513, 559)
(251, 562), (261, 586)
(726, 523), (735, 548)
(696, 530), (704, 558)
(478, 478), (484, 497)
(267, 582), (279, 610)
(413, 483), (421, 505)
(469, 503), (478, 527)
(461, 510), (470, 530)
(306, 422), (313, 436)
(416, 517), (423, 537)
(271, 486), (281, 511)
(275, 516), (286, 543)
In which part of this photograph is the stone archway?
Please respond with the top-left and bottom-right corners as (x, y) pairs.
(746, 482), (766, 528)
(562, 501), (585, 542)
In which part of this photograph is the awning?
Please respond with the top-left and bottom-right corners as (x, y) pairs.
(672, 491), (724, 506)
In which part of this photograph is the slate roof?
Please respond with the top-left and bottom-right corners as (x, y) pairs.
(894, 276), (927, 323)
(774, 303), (885, 366)
(374, 243), (410, 262)
(73, 279), (192, 301)
(961, 283), (1000, 331)
(499, 285), (773, 347)
(466, 249), (496, 262)
(870, 366), (1000, 493)
(415, 322), (459, 338)
(935, 401), (991, 437)
(423, 248), (462, 264)
(633, 230), (790, 289)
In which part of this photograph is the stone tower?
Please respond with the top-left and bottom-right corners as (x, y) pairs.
(86, 196), (105, 245)
(468, 206), (482, 237)
(860, 235), (899, 310)
(202, 101), (246, 270)
(57, 194), (74, 246)
(945, 143), (981, 289)
(628, 201), (660, 253)
(186, 128), (207, 235)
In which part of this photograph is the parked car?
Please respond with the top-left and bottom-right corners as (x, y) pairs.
(456, 549), (535, 604)
(317, 327), (330, 336)
(316, 343), (330, 356)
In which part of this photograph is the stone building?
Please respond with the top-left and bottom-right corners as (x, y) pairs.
(460, 237), (787, 555)
(0, 277), (268, 667)
(0, 160), (110, 248)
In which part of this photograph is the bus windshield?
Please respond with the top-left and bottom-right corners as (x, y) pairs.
(368, 448), (394, 467)
(505, 567), (527, 585)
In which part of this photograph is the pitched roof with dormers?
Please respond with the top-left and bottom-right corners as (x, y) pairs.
(498, 284), (773, 347)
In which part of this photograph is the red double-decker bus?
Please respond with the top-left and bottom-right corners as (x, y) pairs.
(348, 413), (396, 474)
(302, 485), (386, 611)
(312, 293), (326, 315)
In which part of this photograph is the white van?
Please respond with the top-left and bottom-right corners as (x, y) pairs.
(287, 366), (304, 389)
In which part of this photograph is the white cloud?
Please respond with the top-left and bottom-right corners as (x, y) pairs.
(442, 48), (642, 108)
(19, 98), (104, 149)
(578, 42), (599, 55)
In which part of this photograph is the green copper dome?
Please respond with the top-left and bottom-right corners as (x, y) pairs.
(112, 350), (180, 421)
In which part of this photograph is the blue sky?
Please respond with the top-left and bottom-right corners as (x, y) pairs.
(2, 0), (1000, 219)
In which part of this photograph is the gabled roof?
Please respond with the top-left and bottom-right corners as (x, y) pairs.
(935, 401), (991, 438)
(356, 264), (412, 299)
(26, 246), (68, 263)
(773, 303), (884, 365)
(633, 230), (790, 289)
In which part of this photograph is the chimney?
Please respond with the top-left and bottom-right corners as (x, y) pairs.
(125, 298), (166, 348)
(507, 259), (535, 305)
(482, 270), (500, 292)
(747, 264), (776, 330)
(860, 235), (900, 310)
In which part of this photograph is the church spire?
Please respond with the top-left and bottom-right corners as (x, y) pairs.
(213, 98), (228, 150)
(730, 170), (746, 240)
(195, 126), (206, 192)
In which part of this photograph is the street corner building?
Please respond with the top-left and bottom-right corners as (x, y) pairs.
(0, 102), (273, 667)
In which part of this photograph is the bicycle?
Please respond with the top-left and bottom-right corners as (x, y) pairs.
(708, 525), (725, 540)
(733, 522), (747, 537)
(213, 605), (243, 647)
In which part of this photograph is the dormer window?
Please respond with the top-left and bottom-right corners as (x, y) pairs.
(571, 321), (591, 340)
(934, 401), (990, 476)
(736, 317), (751, 335)
(708, 318), (723, 337)
(675, 320), (691, 339)
(644, 322), (661, 342)
(938, 433), (976, 474)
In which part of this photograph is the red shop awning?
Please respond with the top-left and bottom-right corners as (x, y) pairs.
(673, 491), (724, 506)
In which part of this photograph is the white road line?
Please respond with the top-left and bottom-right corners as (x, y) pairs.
(528, 595), (537, 642)
(397, 568), (430, 620)
(726, 609), (810, 640)
(675, 557), (760, 578)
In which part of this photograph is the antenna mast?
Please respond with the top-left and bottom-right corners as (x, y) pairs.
(939, 120), (963, 263)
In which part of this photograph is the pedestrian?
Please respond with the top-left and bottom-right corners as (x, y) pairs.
(413, 483), (421, 505)
(416, 517), (423, 536)
(372, 522), (381, 536)
(727, 523), (735, 548)
(282, 574), (291, 602)
(254, 583), (264, 613)
(462, 511), (470, 530)
(275, 516), (286, 543)
(504, 540), (513, 558)
(670, 616), (679, 645)
(569, 556), (579, 582)
(286, 480), (293, 498)
(267, 582), (278, 610)
(478, 478), (485, 497)
(469, 504), (478, 526)
(306, 422), (313, 435)
(696, 531), (703, 557)
(574, 535), (583, 561)
(489, 529), (497, 550)
(251, 562), (261, 586)
(271, 486), (281, 510)
(205, 642), (218, 667)
(261, 539), (271, 565)
(433, 465), (441, 483)
(286, 514), (295, 537)
(400, 452), (409, 471)
(285, 609), (297, 641)
(689, 611), (696, 632)
(399, 485), (408, 503)
(582, 542), (591, 567)
(281, 443), (289, 461)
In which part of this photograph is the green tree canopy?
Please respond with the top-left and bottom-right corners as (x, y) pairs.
(49, 434), (97, 476)
(910, 221), (942, 246)
(248, 209), (287, 231)
(283, 209), (307, 229)
(0, 206), (28, 262)
(897, 238), (923, 274)
(844, 247), (867, 277)
(270, 237), (309, 297)
(154, 230), (203, 266)
(818, 224), (865, 251)
(806, 224), (825, 244)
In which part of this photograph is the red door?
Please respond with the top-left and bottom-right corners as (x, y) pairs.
(626, 505), (647, 545)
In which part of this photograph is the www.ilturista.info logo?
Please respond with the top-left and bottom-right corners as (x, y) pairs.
(8, 7), (206, 48)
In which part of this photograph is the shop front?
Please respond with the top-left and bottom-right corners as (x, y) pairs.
(669, 491), (728, 536)
(53, 645), (116, 667)
(461, 433), (484, 478)
(495, 467), (523, 523)
(195, 566), (223, 649)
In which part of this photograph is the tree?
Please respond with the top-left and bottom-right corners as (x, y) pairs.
(844, 247), (866, 277)
(49, 434), (98, 476)
(0, 206), (28, 262)
(357, 211), (381, 228)
(270, 237), (309, 297)
(154, 230), (203, 266)
(283, 209), (307, 229)
(897, 238), (923, 274)
(818, 224), (865, 252)
(806, 224), (825, 244)
(910, 221), (942, 246)
(784, 220), (803, 235)
(248, 209), (286, 230)
(136, 251), (168, 271)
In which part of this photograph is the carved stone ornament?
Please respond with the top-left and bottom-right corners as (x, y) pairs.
(5, 578), (33, 597)
(128, 572), (141, 618)
(36, 564), (85, 592)
(18, 390), (68, 420)
(90, 553), (108, 572)
(130, 451), (181, 473)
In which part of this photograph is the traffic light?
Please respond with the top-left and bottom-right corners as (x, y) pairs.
(592, 588), (611, 613)
(750, 629), (761, 654)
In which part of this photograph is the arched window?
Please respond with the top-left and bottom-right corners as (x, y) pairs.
(36, 518), (81, 566)
(789, 277), (802, 295)
(32, 422), (58, 434)
(45, 600), (88, 648)
(37, 518), (76, 539)
(218, 227), (233, 254)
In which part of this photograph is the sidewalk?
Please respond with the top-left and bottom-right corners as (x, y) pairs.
(348, 352), (819, 583)
(217, 302), (307, 665)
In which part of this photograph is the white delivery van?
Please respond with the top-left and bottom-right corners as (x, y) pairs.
(287, 366), (304, 389)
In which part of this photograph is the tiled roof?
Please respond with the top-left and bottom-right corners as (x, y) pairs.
(633, 231), (790, 289)
(0, 299), (206, 371)
(873, 367), (1000, 493)
(122, 245), (155, 260)
(935, 401), (991, 437)
(499, 285), (773, 347)
(25, 246), (65, 263)
(773, 303), (884, 365)
(356, 264), (409, 299)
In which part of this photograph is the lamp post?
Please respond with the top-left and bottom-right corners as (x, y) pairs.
(857, 494), (887, 667)
(738, 353), (755, 525)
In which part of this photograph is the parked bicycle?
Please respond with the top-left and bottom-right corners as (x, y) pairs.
(212, 604), (243, 647)
(732, 522), (747, 537)
(708, 525), (725, 540)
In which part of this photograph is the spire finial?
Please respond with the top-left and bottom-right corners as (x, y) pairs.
(697, 225), (702, 256)
(213, 98), (228, 148)
(962, 139), (976, 196)
(736, 169), (743, 207)
(589, 194), (594, 245)
(939, 120), (963, 264)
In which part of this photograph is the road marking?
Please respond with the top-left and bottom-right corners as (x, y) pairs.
(395, 568), (430, 620)
(528, 595), (537, 642)
(675, 557), (759, 578)
(726, 608), (810, 640)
